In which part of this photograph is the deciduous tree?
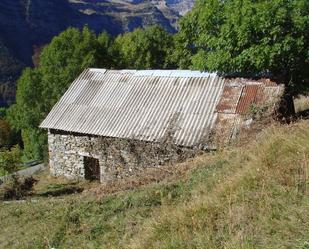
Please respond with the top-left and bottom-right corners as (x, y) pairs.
(175, 0), (309, 94)
(0, 118), (11, 148)
(9, 27), (100, 160)
(114, 26), (175, 69)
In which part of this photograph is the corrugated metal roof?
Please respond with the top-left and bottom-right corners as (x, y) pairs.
(216, 79), (284, 115)
(40, 69), (225, 147)
(236, 85), (259, 114)
(215, 86), (243, 114)
(40, 69), (284, 147)
(213, 78), (284, 145)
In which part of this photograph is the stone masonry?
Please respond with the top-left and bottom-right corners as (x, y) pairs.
(48, 130), (200, 182)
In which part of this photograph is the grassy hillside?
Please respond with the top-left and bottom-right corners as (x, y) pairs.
(0, 120), (308, 249)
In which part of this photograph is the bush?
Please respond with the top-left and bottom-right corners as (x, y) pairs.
(0, 175), (38, 200)
(0, 145), (22, 174)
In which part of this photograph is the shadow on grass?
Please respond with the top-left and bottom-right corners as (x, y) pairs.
(36, 183), (84, 197)
(295, 108), (309, 119)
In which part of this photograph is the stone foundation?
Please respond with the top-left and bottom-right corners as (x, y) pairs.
(48, 130), (199, 182)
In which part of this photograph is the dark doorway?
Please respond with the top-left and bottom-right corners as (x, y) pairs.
(84, 156), (100, 181)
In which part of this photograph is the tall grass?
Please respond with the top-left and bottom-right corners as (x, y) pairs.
(0, 121), (308, 249)
(128, 121), (309, 249)
(294, 95), (309, 113)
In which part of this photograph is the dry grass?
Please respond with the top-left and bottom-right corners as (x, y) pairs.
(33, 169), (97, 197)
(127, 121), (309, 249)
(294, 95), (309, 113)
(0, 120), (308, 249)
(85, 156), (208, 199)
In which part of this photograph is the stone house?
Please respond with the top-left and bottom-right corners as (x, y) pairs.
(40, 69), (284, 182)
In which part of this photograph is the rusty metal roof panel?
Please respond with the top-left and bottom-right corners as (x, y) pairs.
(236, 85), (259, 114)
(40, 69), (226, 147)
(215, 85), (242, 114)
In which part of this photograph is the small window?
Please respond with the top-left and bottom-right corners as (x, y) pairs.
(84, 156), (100, 181)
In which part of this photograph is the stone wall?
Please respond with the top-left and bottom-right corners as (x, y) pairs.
(48, 130), (200, 182)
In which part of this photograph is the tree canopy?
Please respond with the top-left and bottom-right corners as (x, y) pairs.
(0, 118), (11, 148)
(174, 0), (309, 93)
(114, 25), (175, 69)
(8, 27), (100, 159)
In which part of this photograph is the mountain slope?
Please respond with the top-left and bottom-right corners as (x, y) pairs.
(0, 39), (23, 106)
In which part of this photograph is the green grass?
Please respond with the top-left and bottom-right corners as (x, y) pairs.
(0, 120), (309, 249)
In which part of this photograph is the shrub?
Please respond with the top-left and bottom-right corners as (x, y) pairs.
(0, 145), (22, 174)
(0, 175), (38, 200)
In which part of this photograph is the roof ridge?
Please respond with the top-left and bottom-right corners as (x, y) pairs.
(88, 68), (218, 78)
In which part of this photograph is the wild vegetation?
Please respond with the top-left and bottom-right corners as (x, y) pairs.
(0, 118), (308, 248)
(0, 108), (22, 176)
(173, 0), (309, 94)
(0, 145), (22, 176)
(0, 175), (37, 200)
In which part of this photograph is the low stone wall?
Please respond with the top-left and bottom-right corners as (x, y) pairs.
(48, 130), (200, 182)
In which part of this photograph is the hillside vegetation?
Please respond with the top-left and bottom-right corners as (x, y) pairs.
(1, 119), (308, 249)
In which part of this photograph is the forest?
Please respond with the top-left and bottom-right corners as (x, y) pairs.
(0, 0), (308, 174)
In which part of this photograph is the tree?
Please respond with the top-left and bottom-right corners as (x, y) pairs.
(97, 32), (115, 68)
(0, 108), (22, 149)
(7, 68), (46, 159)
(114, 25), (175, 69)
(8, 27), (101, 160)
(0, 118), (11, 148)
(175, 0), (309, 94)
(39, 26), (100, 109)
(0, 108), (7, 118)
